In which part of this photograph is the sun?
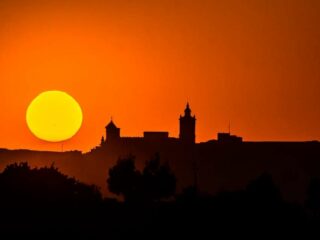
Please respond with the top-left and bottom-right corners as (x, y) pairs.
(26, 90), (83, 142)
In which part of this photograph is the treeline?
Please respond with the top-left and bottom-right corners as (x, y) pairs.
(0, 155), (320, 238)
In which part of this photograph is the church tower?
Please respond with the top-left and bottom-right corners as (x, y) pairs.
(179, 103), (196, 144)
(105, 119), (120, 143)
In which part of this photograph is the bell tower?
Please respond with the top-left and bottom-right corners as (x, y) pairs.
(105, 119), (120, 143)
(179, 103), (196, 144)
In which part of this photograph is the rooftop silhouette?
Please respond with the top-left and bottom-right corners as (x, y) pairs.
(95, 103), (242, 153)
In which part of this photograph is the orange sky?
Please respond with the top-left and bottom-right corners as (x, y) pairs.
(0, 0), (320, 152)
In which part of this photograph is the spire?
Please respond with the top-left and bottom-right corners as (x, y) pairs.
(106, 118), (118, 129)
(179, 102), (196, 143)
(184, 102), (191, 117)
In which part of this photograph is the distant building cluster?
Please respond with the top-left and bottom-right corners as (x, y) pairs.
(96, 103), (242, 151)
(217, 132), (243, 143)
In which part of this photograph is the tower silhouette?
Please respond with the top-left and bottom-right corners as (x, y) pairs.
(106, 119), (120, 143)
(179, 103), (196, 144)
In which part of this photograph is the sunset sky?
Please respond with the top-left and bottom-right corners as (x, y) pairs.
(0, 0), (320, 152)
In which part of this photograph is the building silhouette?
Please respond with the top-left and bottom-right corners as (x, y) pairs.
(179, 103), (196, 144)
(92, 103), (244, 157)
(97, 102), (243, 150)
(104, 120), (120, 143)
(217, 132), (243, 143)
(98, 103), (199, 151)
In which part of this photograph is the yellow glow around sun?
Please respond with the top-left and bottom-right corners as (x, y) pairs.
(26, 91), (83, 142)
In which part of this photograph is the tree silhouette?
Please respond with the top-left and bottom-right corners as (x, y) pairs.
(142, 154), (176, 201)
(107, 156), (141, 202)
(244, 172), (283, 225)
(107, 154), (176, 202)
(246, 172), (282, 203)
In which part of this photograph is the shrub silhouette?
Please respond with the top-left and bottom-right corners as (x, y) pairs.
(0, 162), (102, 207)
(107, 154), (176, 202)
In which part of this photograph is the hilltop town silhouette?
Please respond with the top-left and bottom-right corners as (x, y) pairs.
(1, 102), (320, 237)
(0, 102), (319, 201)
(93, 103), (241, 153)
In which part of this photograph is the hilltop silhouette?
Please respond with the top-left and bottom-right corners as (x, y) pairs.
(1, 103), (320, 204)
(0, 103), (319, 238)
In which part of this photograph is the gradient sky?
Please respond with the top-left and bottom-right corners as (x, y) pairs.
(0, 0), (320, 152)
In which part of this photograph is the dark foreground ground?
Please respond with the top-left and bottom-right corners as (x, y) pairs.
(1, 157), (320, 239)
(1, 184), (320, 239)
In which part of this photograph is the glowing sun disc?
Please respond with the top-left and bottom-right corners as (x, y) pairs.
(26, 90), (83, 142)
